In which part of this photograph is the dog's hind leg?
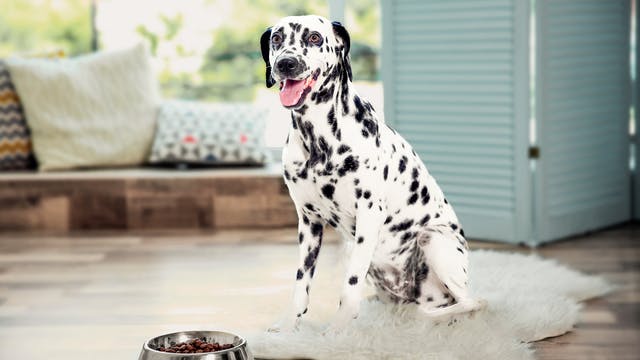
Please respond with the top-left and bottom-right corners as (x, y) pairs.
(416, 228), (486, 319)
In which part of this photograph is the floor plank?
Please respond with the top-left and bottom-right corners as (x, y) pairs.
(0, 224), (637, 359)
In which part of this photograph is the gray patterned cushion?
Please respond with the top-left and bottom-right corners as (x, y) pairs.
(149, 100), (271, 165)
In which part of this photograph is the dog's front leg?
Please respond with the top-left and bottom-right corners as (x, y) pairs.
(325, 198), (384, 335)
(268, 210), (324, 333)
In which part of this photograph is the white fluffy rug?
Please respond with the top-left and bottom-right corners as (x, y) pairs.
(248, 250), (612, 360)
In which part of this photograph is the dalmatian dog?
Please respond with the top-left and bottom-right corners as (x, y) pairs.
(261, 15), (485, 333)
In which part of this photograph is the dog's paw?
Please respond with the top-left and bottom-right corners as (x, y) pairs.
(466, 299), (488, 319)
(322, 308), (358, 336)
(322, 318), (352, 336)
(267, 316), (300, 333)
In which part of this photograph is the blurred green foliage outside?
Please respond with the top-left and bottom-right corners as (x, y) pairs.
(0, 0), (379, 102)
(0, 0), (92, 57)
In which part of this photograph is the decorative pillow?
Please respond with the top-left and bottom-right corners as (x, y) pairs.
(149, 100), (271, 165)
(5, 44), (159, 171)
(0, 60), (35, 170)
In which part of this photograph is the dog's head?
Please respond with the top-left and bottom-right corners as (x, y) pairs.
(260, 15), (352, 109)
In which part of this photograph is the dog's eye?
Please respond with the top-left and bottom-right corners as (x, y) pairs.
(271, 34), (283, 45)
(308, 33), (322, 45)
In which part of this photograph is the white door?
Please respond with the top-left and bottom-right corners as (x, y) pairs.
(534, 0), (632, 242)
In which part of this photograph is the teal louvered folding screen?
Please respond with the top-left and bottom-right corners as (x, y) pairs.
(535, 0), (632, 242)
(382, 0), (632, 244)
(382, 0), (532, 244)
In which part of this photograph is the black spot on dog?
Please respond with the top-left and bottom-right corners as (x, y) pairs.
(460, 228), (465, 237)
(304, 246), (320, 270)
(457, 247), (464, 254)
(348, 276), (358, 285)
(355, 188), (362, 198)
(400, 231), (415, 245)
(357, 236), (364, 244)
(326, 106), (339, 138)
(353, 95), (365, 122)
(363, 191), (371, 199)
(296, 269), (303, 280)
(331, 213), (340, 224)
(298, 233), (304, 243)
(321, 184), (335, 199)
(338, 155), (359, 176)
(421, 186), (430, 204)
(398, 156), (408, 173)
(323, 161), (334, 174)
(302, 215), (310, 225)
(384, 216), (393, 225)
(383, 165), (389, 180)
(419, 213), (431, 226)
(298, 167), (308, 180)
(310, 222), (323, 237)
(368, 201), (373, 209)
(337, 144), (350, 154)
(407, 193), (418, 205)
(313, 83), (335, 104)
(410, 180), (419, 192)
(305, 203), (315, 212)
(295, 104), (308, 115)
(450, 223), (458, 230)
(288, 32), (295, 46)
(362, 119), (378, 137)
(300, 27), (309, 47)
(284, 170), (291, 180)
(390, 219), (414, 232)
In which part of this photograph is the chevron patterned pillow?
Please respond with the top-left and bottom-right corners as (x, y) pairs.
(0, 60), (35, 170)
(149, 100), (271, 166)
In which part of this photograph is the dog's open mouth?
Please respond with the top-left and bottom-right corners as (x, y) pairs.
(279, 69), (320, 108)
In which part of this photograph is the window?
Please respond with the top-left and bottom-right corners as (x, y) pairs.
(1, 0), (382, 148)
(0, 0), (92, 57)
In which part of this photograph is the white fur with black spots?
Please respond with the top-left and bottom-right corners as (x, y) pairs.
(260, 15), (485, 335)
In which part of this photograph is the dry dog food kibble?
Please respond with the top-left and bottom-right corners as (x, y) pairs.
(156, 338), (234, 353)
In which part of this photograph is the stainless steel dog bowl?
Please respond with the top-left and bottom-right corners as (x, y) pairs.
(138, 330), (253, 360)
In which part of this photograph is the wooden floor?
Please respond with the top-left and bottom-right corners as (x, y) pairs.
(0, 224), (637, 359)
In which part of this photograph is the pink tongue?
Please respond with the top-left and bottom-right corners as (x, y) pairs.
(280, 79), (307, 107)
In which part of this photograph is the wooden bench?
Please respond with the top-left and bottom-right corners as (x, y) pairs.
(0, 163), (297, 232)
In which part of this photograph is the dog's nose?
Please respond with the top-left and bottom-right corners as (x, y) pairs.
(276, 57), (299, 73)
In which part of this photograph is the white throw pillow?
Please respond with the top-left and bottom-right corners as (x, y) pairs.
(5, 44), (159, 171)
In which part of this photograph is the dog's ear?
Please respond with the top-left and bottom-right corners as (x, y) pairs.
(332, 21), (352, 82)
(260, 27), (276, 88)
